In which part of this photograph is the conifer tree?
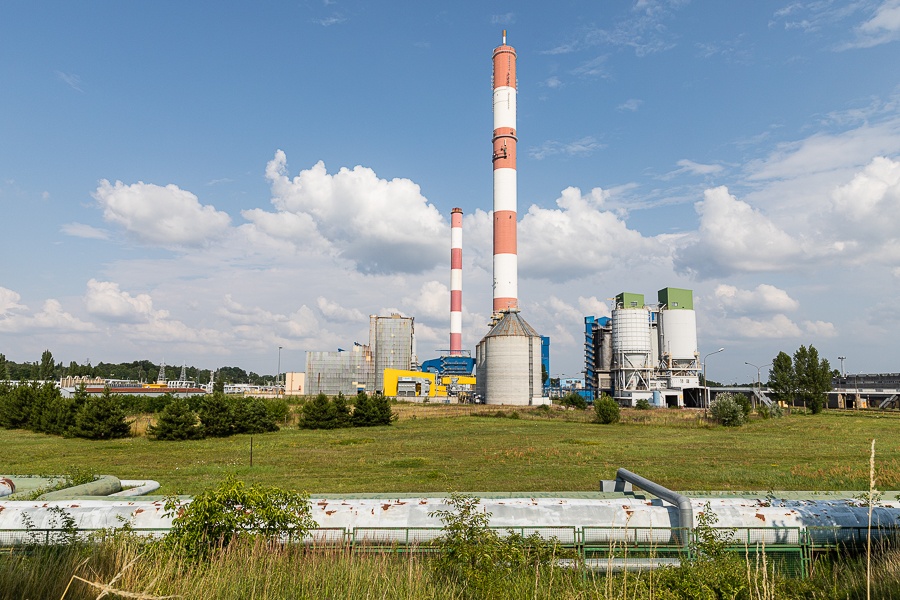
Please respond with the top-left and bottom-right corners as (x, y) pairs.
(72, 387), (131, 439)
(149, 398), (205, 440)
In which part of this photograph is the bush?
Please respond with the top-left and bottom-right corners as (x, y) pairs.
(234, 397), (279, 434)
(198, 392), (237, 437)
(635, 398), (652, 410)
(559, 392), (588, 410)
(709, 392), (745, 427)
(758, 402), (784, 419)
(71, 388), (131, 439)
(159, 476), (316, 561)
(149, 398), (204, 440)
(429, 493), (568, 596)
(593, 394), (620, 424)
(734, 394), (752, 418)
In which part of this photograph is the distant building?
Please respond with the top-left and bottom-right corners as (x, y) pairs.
(306, 314), (415, 396)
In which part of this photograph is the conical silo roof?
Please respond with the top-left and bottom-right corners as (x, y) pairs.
(484, 310), (540, 338)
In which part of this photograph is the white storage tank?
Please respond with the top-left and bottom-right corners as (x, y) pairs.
(658, 309), (698, 362)
(611, 307), (652, 368)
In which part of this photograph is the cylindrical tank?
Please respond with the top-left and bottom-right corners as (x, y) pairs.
(0, 477), (15, 498)
(659, 309), (698, 361)
(482, 311), (542, 405)
(612, 308), (651, 366)
(599, 327), (613, 371)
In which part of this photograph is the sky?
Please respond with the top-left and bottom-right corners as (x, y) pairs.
(1, 1), (899, 383)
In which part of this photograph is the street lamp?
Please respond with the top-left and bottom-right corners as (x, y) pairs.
(277, 346), (283, 396)
(703, 348), (725, 408)
(744, 361), (772, 405)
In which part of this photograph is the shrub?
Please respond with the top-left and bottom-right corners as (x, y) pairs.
(734, 394), (752, 418)
(264, 396), (291, 425)
(429, 493), (567, 596)
(234, 397), (279, 434)
(635, 398), (652, 410)
(709, 392), (745, 427)
(593, 394), (620, 424)
(560, 392), (588, 410)
(300, 393), (338, 429)
(758, 402), (784, 419)
(198, 392), (237, 437)
(71, 388), (131, 439)
(149, 398), (204, 440)
(159, 476), (316, 561)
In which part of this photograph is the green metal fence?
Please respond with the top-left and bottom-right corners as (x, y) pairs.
(2, 524), (898, 579)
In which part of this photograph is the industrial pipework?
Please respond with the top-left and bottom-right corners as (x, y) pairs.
(615, 468), (693, 546)
(492, 30), (518, 315)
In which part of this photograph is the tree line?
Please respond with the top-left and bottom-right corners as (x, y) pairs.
(0, 350), (276, 385)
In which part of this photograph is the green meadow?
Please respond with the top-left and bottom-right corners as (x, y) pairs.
(3, 406), (898, 494)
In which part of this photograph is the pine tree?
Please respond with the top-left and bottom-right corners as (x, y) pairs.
(300, 393), (336, 429)
(149, 398), (205, 440)
(72, 387), (131, 439)
(351, 391), (375, 427)
(332, 393), (352, 428)
(198, 392), (237, 437)
(370, 393), (396, 426)
(234, 397), (278, 434)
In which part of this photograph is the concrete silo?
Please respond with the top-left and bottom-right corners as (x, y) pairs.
(611, 292), (653, 405)
(476, 310), (546, 406)
(657, 288), (700, 390)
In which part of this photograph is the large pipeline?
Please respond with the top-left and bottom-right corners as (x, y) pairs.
(615, 468), (692, 546)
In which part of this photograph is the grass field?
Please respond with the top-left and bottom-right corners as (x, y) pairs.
(3, 406), (899, 495)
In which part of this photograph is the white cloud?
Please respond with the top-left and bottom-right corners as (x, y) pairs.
(572, 56), (610, 78)
(0, 298), (96, 334)
(666, 159), (724, 178)
(93, 180), (231, 247)
(830, 156), (900, 237)
(529, 137), (603, 160)
(491, 12), (515, 25)
(674, 186), (804, 277)
(714, 284), (800, 314)
(803, 320), (838, 337)
(55, 71), (83, 92)
(84, 279), (165, 324)
(848, 0), (900, 48)
(618, 98), (643, 111)
(517, 186), (668, 282)
(317, 296), (366, 323)
(265, 151), (445, 274)
(0, 287), (26, 316)
(61, 222), (109, 240)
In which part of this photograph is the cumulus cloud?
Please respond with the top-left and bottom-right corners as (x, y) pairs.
(674, 186), (803, 277)
(93, 180), (231, 247)
(830, 156), (900, 237)
(61, 222), (109, 240)
(265, 151), (445, 274)
(518, 186), (667, 282)
(84, 279), (166, 324)
(0, 287), (26, 315)
(714, 284), (800, 313)
(317, 296), (366, 323)
(0, 298), (95, 334)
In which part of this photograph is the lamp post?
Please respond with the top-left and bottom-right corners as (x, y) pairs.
(277, 346), (283, 396)
(744, 361), (771, 407)
(703, 348), (725, 409)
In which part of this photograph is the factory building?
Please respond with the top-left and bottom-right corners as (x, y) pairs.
(306, 314), (415, 396)
(585, 287), (702, 407)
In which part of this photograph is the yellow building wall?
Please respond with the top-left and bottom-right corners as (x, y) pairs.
(382, 370), (477, 397)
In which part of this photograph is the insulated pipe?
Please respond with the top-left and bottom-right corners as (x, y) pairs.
(450, 208), (463, 356)
(616, 468), (693, 546)
(492, 30), (517, 314)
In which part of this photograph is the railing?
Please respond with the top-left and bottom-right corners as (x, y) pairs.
(3, 524), (898, 579)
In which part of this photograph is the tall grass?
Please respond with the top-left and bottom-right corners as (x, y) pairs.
(4, 536), (900, 599)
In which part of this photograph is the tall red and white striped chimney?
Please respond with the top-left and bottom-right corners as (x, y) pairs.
(450, 207), (463, 356)
(492, 30), (517, 314)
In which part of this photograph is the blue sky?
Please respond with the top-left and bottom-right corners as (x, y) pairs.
(2, 1), (899, 383)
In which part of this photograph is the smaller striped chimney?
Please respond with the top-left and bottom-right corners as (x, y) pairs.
(450, 207), (463, 356)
